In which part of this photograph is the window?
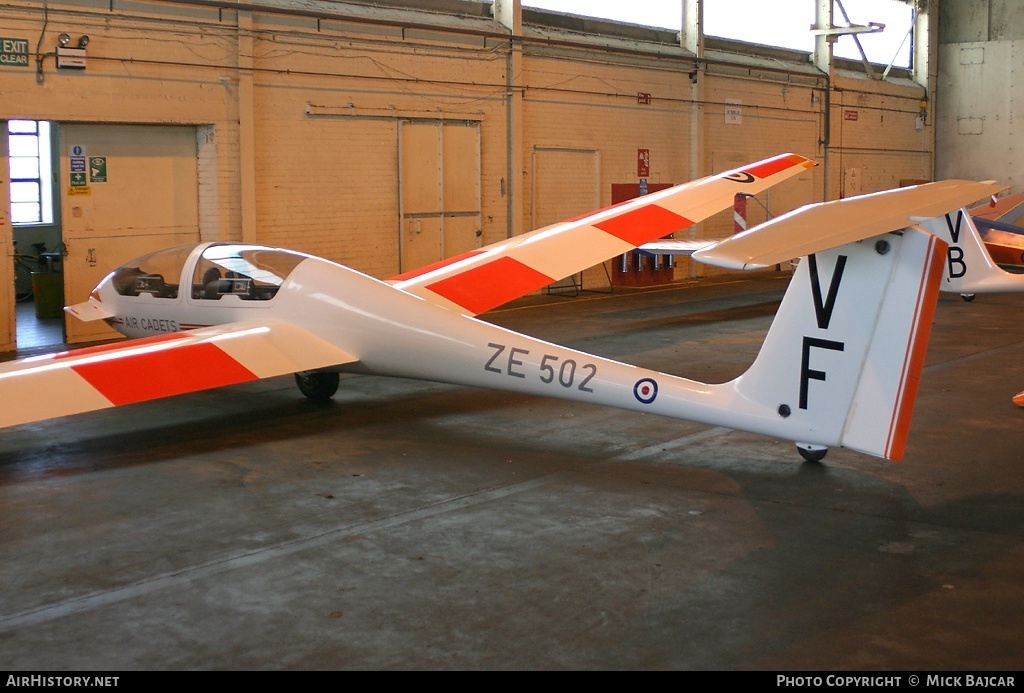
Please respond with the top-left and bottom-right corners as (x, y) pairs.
(519, 1), (915, 69)
(7, 119), (54, 225)
(521, 0), (682, 30)
(703, 0), (914, 68)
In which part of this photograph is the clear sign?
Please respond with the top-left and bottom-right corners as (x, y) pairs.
(0, 37), (28, 67)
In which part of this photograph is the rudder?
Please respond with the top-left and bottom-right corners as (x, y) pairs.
(730, 227), (946, 460)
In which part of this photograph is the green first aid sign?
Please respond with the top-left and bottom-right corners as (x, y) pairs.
(0, 37), (29, 67)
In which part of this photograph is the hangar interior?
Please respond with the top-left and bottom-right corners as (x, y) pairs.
(3, 0), (1024, 671)
(1, 0), (954, 349)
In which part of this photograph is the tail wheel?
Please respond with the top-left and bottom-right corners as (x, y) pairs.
(796, 443), (828, 463)
(294, 370), (340, 401)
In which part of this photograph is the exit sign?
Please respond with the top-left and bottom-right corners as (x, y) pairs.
(0, 37), (29, 67)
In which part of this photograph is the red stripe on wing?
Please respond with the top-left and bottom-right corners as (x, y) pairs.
(593, 204), (693, 246)
(742, 153), (808, 180)
(70, 342), (259, 407)
(425, 256), (554, 314)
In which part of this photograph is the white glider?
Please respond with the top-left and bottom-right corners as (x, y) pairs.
(0, 156), (1003, 461)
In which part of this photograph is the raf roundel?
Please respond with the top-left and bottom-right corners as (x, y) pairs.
(722, 171), (755, 184)
(633, 377), (659, 404)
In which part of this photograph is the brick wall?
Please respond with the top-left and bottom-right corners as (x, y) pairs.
(0, 0), (936, 341)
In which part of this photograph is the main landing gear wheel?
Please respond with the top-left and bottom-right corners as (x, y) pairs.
(960, 293), (976, 302)
(796, 443), (828, 463)
(294, 370), (340, 401)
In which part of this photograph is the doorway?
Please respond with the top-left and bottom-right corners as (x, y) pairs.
(6, 119), (63, 350)
(3, 122), (203, 350)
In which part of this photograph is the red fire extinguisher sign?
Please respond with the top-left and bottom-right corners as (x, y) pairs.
(637, 149), (650, 178)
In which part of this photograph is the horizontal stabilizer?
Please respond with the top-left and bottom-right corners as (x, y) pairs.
(65, 299), (114, 322)
(693, 180), (1007, 270)
(971, 192), (1024, 225)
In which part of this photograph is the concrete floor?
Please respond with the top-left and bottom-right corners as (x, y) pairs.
(2, 273), (1024, 670)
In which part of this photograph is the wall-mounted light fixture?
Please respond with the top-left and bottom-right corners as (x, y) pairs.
(56, 33), (89, 69)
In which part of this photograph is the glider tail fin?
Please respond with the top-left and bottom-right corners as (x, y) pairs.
(729, 226), (946, 461)
(913, 208), (1003, 294)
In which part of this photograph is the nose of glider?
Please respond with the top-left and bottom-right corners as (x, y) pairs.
(1013, 390), (1024, 407)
